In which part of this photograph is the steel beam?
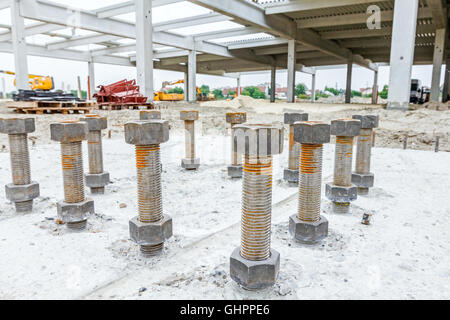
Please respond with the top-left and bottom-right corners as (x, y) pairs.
(265, 0), (386, 15)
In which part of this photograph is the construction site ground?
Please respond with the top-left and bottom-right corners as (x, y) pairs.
(0, 97), (449, 299)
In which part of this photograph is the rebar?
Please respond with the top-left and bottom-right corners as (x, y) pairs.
(298, 144), (323, 222)
(240, 155), (272, 261)
(136, 144), (164, 255)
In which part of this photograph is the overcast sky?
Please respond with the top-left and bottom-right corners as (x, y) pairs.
(0, 0), (445, 93)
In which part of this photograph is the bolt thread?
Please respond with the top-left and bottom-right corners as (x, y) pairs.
(334, 136), (354, 186)
(61, 141), (85, 203)
(240, 155), (272, 261)
(136, 145), (163, 223)
(15, 200), (33, 213)
(298, 144), (323, 222)
(355, 128), (372, 174)
(87, 130), (104, 174)
(67, 220), (87, 230)
(184, 120), (195, 159)
(288, 125), (300, 170)
(332, 202), (350, 214)
(8, 134), (31, 185)
(358, 187), (369, 195)
(140, 243), (164, 256)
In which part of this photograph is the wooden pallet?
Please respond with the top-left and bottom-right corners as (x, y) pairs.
(7, 100), (96, 114)
(98, 103), (155, 111)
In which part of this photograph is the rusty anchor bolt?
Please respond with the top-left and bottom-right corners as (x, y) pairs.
(226, 112), (247, 178)
(80, 115), (110, 195)
(50, 120), (94, 230)
(0, 118), (40, 213)
(325, 119), (361, 214)
(351, 115), (379, 196)
(229, 124), (284, 290)
(125, 120), (172, 257)
(289, 121), (331, 244)
(180, 110), (200, 170)
(140, 110), (161, 120)
(283, 112), (309, 185)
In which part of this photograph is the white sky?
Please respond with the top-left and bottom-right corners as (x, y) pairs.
(0, 1), (445, 93)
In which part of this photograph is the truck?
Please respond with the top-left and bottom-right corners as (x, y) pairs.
(410, 79), (430, 104)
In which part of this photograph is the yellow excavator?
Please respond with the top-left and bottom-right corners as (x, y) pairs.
(153, 79), (214, 101)
(0, 70), (54, 91)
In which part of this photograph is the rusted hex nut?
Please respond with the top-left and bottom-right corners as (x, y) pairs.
(85, 172), (110, 188)
(289, 215), (328, 243)
(140, 110), (161, 120)
(0, 118), (35, 134)
(230, 247), (280, 290)
(129, 215), (173, 246)
(284, 112), (308, 125)
(330, 118), (361, 136)
(79, 115), (107, 131)
(124, 120), (169, 145)
(351, 172), (375, 188)
(226, 112), (246, 125)
(57, 199), (95, 223)
(233, 124), (284, 157)
(50, 121), (88, 142)
(352, 115), (379, 129)
(325, 184), (358, 203)
(5, 182), (40, 202)
(294, 121), (330, 144)
(180, 110), (199, 121)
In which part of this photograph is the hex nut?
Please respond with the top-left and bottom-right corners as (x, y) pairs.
(352, 115), (379, 129)
(85, 172), (110, 188)
(289, 215), (328, 243)
(325, 183), (358, 203)
(284, 112), (308, 125)
(129, 215), (173, 246)
(330, 118), (361, 137)
(79, 115), (107, 131)
(230, 247), (280, 290)
(294, 121), (330, 145)
(181, 158), (200, 170)
(227, 165), (243, 178)
(283, 168), (299, 184)
(140, 110), (161, 120)
(180, 110), (199, 121)
(124, 120), (169, 145)
(57, 199), (95, 223)
(50, 121), (88, 143)
(351, 172), (374, 188)
(226, 112), (246, 124)
(233, 124), (284, 157)
(5, 182), (40, 202)
(0, 118), (35, 134)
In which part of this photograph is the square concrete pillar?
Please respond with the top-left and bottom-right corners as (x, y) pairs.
(270, 67), (276, 103)
(287, 40), (296, 103)
(11, 0), (29, 90)
(188, 50), (197, 102)
(345, 60), (353, 104)
(431, 28), (446, 102)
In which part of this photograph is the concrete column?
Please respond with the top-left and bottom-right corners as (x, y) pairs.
(11, 0), (29, 90)
(387, 0), (419, 110)
(88, 60), (95, 99)
(135, 0), (154, 101)
(77, 76), (82, 99)
(345, 59), (353, 104)
(311, 73), (316, 103)
(237, 76), (241, 96)
(188, 50), (197, 102)
(443, 58), (450, 103)
(431, 28), (446, 102)
(287, 40), (296, 103)
(183, 72), (188, 101)
(1, 77), (6, 99)
(270, 66), (276, 103)
(372, 70), (378, 104)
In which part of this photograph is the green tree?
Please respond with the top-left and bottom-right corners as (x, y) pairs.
(242, 86), (266, 99)
(324, 86), (343, 96)
(212, 89), (224, 99)
(200, 85), (210, 95)
(351, 90), (362, 98)
(168, 87), (184, 94)
(379, 85), (388, 99)
(295, 83), (307, 96)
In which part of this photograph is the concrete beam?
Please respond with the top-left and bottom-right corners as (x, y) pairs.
(47, 34), (121, 50)
(195, 27), (260, 41)
(320, 24), (436, 40)
(96, 0), (183, 18)
(0, 0), (11, 10)
(265, 0), (386, 15)
(427, 0), (447, 29)
(154, 13), (231, 32)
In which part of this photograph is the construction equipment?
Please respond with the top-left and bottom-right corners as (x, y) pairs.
(153, 79), (213, 101)
(410, 79), (430, 104)
(0, 70), (54, 91)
